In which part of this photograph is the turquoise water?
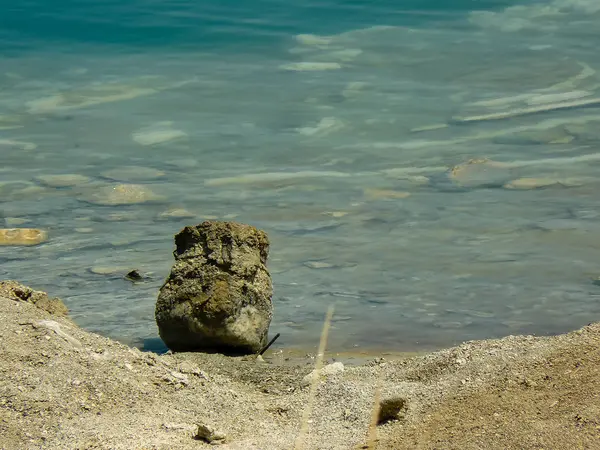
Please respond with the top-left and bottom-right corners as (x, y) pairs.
(2, 0), (600, 353)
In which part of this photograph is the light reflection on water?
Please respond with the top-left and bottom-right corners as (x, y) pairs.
(1, 0), (600, 352)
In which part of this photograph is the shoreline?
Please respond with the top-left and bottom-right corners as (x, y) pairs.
(2, 282), (599, 449)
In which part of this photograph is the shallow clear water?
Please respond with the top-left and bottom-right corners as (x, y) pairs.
(2, 0), (600, 353)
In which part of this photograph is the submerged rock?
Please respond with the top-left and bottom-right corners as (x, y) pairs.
(0, 228), (48, 246)
(279, 62), (341, 71)
(156, 221), (273, 354)
(157, 207), (196, 220)
(81, 183), (163, 206)
(363, 188), (411, 200)
(35, 174), (91, 188)
(448, 158), (512, 188)
(503, 177), (583, 190)
(101, 166), (165, 182)
(131, 121), (187, 146)
(493, 126), (574, 145)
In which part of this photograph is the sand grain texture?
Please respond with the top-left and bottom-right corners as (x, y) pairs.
(0, 288), (599, 449)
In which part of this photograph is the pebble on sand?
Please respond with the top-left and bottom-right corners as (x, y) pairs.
(0, 228), (48, 246)
(301, 362), (345, 387)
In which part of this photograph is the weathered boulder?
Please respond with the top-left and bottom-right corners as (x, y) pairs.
(0, 280), (69, 316)
(155, 221), (273, 354)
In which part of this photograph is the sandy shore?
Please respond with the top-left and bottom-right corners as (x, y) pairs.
(1, 286), (599, 449)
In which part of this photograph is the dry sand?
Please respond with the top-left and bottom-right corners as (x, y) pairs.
(1, 283), (599, 449)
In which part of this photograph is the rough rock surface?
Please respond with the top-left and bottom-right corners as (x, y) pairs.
(156, 221), (273, 354)
(0, 280), (68, 316)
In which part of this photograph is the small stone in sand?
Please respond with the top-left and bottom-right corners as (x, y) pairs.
(0, 228), (48, 246)
(195, 423), (227, 444)
(302, 362), (345, 386)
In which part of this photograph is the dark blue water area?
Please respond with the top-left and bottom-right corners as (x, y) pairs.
(0, 0), (532, 53)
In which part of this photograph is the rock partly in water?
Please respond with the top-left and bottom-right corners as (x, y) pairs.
(0, 228), (48, 246)
(0, 280), (68, 316)
(156, 221), (273, 355)
(125, 269), (150, 283)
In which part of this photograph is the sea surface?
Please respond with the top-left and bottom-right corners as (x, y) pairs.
(2, 0), (600, 353)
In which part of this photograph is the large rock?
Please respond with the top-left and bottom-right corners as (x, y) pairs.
(155, 221), (273, 354)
